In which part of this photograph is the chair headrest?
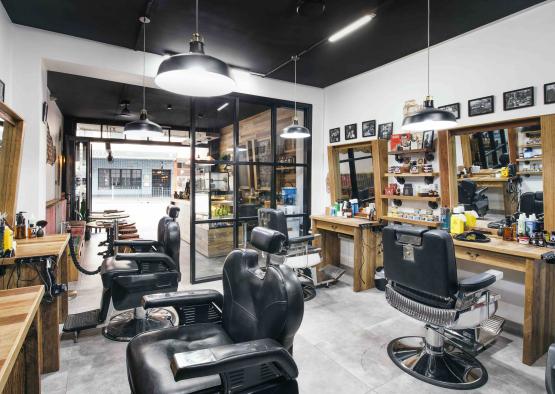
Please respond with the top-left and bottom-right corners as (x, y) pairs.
(167, 206), (180, 219)
(250, 227), (285, 254)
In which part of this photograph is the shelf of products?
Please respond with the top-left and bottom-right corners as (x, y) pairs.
(521, 143), (542, 148)
(382, 215), (440, 227)
(384, 172), (438, 178)
(516, 157), (542, 162)
(387, 148), (433, 156)
(381, 194), (440, 202)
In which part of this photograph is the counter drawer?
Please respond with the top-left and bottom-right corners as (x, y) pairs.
(313, 220), (354, 236)
(455, 246), (526, 272)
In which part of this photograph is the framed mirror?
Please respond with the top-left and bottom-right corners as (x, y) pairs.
(0, 102), (24, 227)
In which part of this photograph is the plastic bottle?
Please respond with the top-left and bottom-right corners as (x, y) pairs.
(450, 206), (466, 235)
(440, 207), (451, 231)
(517, 213), (526, 237)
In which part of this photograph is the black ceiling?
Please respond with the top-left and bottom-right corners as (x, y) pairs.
(3, 0), (544, 87)
(47, 71), (270, 130)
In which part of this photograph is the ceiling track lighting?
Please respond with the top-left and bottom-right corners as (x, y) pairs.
(124, 16), (163, 137)
(217, 102), (229, 111)
(401, 0), (457, 132)
(281, 56), (310, 139)
(155, 0), (236, 97)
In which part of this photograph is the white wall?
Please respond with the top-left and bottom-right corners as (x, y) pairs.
(6, 20), (325, 220)
(0, 4), (12, 105)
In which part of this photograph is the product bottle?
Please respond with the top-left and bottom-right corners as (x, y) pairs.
(503, 216), (513, 241)
(517, 214), (526, 238)
(450, 206), (466, 235)
(440, 207), (451, 231)
(15, 212), (26, 239)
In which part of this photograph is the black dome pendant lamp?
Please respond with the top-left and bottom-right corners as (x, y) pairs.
(281, 56), (310, 139)
(402, 0), (457, 132)
(124, 16), (163, 137)
(155, 0), (236, 97)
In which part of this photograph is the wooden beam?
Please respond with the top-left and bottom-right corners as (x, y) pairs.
(372, 139), (388, 219)
(541, 114), (555, 232)
(460, 134), (472, 168)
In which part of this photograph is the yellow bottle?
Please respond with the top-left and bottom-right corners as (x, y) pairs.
(3, 225), (13, 252)
(450, 207), (466, 235)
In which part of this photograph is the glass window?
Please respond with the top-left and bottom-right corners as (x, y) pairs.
(239, 102), (271, 162)
(276, 166), (304, 215)
(103, 125), (124, 139)
(170, 129), (190, 144)
(76, 123), (101, 138)
(194, 222), (234, 279)
(194, 164), (234, 221)
(237, 164), (271, 217)
(276, 107), (306, 164)
(98, 169), (110, 189)
(132, 169), (142, 188)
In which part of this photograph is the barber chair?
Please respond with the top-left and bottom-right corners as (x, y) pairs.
(258, 209), (344, 301)
(547, 344), (555, 393)
(519, 191), (543, 216)
(63, 206), (181, 342)
(382, 225), (504, 389)
(458, 179), (489, 217)
(126, 226), (304, 394)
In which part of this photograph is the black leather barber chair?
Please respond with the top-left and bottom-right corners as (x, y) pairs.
(126, 226), (304, 394)
(382, 225), (504, 390)
(519, 191), (543, 216)
(458, 179), (489, 217)
(64, 206), (182, 342)
(547, 344), (555, 393)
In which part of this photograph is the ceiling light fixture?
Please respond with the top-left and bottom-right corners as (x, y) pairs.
(120, 100), (131, 117)
(401, 0), (457, 132)
(328, 14), (375, 43)
(281, 56), (310, 139)
(155, 0), (236, 97)
(167, 104), (173, 110)
(124, 16), (163, 138)
(217, 102), (229, 111)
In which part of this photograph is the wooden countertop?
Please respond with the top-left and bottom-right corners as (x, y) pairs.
(453, 236), (549, 260)
(311, 215), (379, 227)
(0, 286), (44, 392)
(457, 176), (514, 182)
(1, 234), (70, 265)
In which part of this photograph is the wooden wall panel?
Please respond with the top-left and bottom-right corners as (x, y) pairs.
(541, 114), (555, 232)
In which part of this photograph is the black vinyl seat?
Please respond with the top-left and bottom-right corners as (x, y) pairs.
(458, 179), (489, 217)
(126, 226), (304, 394)
(98, 205), (182, 341)
(382, 225), (503, 390)
(520, 191), (543, 216)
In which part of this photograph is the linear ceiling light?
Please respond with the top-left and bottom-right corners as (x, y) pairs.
(328, 14), (375, 43)
(217, 102), (229, 111)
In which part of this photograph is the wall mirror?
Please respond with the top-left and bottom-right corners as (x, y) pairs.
(0, 102), (25, 227)
(328, 142), (375, 209)
(441, 116), (549, 227)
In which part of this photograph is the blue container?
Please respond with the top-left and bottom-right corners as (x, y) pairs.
(282, 187), (297, 205)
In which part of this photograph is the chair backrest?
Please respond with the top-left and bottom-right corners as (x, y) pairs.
(159, 205), (180, 272)
(458, 180), (477, 204)
(520, 192), (543, 216)
(383, 225), (459, 307)
(258, 208), (289, 243)
(222, 227), (303, 351)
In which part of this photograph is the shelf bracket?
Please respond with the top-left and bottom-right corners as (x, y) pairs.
(393, 199), (402, 207)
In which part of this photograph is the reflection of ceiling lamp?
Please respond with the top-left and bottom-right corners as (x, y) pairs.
(155, 0), (236, 97)
(281, 56), (310, 139)
(120, 100), (131, 117)
(226, 146), (247, 152)
(124, 16), (163, 138)
(217, 102), (229, 111)
(401, 0), (457, 132)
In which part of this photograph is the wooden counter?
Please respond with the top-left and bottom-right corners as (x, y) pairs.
(453, 236), (555, 365)
(311, 215), (381, 292)
(0, 286), (43, 394)
(0, 234), (70, 373)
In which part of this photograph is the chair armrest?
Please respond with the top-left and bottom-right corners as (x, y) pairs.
(171, 339), (298, 382)
(113, 239), (160, 250)
(288, 235), (315, 245)
(142, 290), (223, 310)
(459, 269), (502, 292)
(475, 187), (489, 196)
(116, 252), (177, 271)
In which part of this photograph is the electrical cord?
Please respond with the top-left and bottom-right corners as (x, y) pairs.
(68, 235), (101, 275)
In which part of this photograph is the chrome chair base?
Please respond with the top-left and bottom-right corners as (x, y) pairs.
(387, 335), (488, 390)
(103, 308), (176, 342)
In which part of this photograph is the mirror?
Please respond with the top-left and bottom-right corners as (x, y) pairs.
(331, 144), (375, 208)
(0, 103), (25, 227)
(453, 121), (542, 221)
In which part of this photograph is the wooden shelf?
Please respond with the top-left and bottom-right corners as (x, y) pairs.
(384, 172), (438, 178)
(521, 143), (542, 148)
(517, 157), (542, 162)
(517, 171), (543, 176)
(382, 215), (440, 227)
(276, 167), (296, 172)
(381, 194), (440, 202)
(388, 148), (433, 156)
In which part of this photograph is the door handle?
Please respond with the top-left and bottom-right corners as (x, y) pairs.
(466, 251), (480, 260)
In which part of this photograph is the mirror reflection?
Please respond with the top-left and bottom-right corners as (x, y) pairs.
(336, 146), (374, 208)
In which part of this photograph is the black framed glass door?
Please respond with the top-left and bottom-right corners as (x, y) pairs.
(190, 94), (312, 283)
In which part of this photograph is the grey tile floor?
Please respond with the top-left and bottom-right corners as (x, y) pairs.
(43, 234), (547, 393)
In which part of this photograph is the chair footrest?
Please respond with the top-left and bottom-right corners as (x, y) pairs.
(320, 265), (345, 281)
(63, 309), (100, 332)
(480, 314), (504, 336)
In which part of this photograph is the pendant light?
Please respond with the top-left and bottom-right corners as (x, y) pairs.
(155, 0), (236, 97)
(281, 56), (310, 139)
(124, 16), (163, 137)
(401, 0), (457, 132)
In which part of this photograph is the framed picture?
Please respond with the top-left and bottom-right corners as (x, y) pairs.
(468, 95), (494, 117)
(438, 103), (460, 119)
(329, 127), (340, 143)
(422, 130), (434, 149)
(362, 120), (376, 137)
(345, 123), (357, 140)
(378, 122), (393, 140)
(0, 79), (4, 102)
(544, 82), (555, 104)
(503, 86), (534, 111)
